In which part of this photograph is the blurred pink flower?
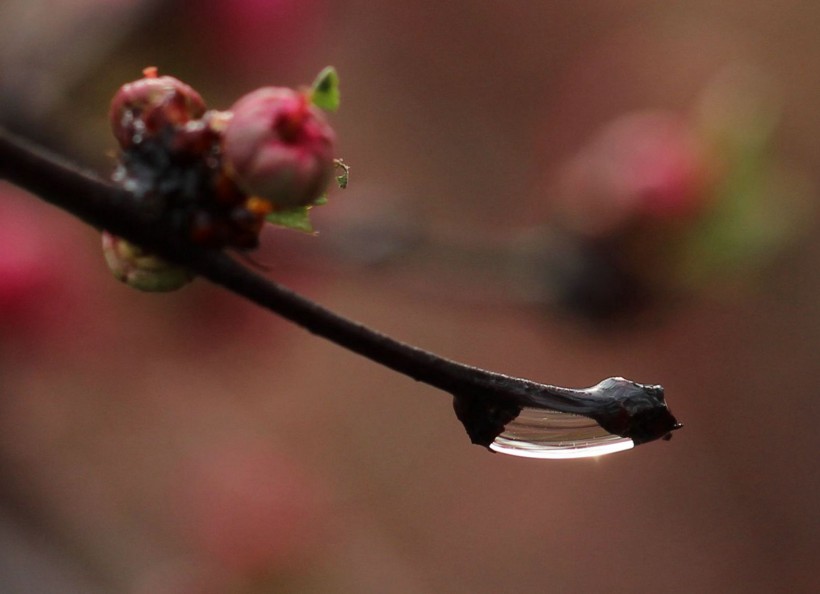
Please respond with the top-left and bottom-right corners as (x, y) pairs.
(0, 186), (90, 345)
(556, 111), (714, 238)
(173, 439), (328, 577)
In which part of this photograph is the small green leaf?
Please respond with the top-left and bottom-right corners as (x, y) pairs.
(311, 66), (340, 112)
(266, 207), (316, 234)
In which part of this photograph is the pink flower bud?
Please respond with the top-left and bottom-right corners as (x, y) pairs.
(110, 67), (206, 149)
(223, 87), (335, 209)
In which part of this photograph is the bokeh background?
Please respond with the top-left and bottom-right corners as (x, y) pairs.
(1, 1), (819, 592)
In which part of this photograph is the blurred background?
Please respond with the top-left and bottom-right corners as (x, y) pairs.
(1, 1), (819, 592)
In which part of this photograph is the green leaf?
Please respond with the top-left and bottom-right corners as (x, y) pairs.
(266, 207), (316, 234)
(311, 66), (340, 112)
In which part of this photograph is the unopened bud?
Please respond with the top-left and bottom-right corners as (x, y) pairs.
(223, 87), (335, 209)
(110, 67), (206, 149)
(102, 232), (193, 292)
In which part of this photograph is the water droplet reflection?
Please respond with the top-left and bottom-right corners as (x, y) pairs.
(489, 407), (634, 459)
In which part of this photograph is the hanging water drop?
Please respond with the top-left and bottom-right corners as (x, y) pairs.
(453, 376), (680, 460)
(489, 408), (634, 459)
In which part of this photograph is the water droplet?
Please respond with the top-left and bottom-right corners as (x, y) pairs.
(489, 407), (634, 459)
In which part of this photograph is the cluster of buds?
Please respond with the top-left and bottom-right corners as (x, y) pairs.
(104, 66), (342, 291)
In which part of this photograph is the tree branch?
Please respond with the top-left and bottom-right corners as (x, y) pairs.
(0, 127), (681, 451)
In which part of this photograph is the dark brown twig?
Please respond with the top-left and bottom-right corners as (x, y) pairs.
(0, 127), (681, 449)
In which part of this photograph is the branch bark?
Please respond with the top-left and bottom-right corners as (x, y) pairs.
(0, 127), (681, 449)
